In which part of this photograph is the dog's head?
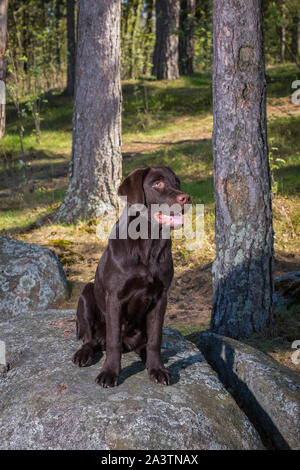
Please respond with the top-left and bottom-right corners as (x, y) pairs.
(118, 166), (191, 228)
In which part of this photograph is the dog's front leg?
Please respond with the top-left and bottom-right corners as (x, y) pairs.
(96, 294), (121, 388)
(146, 293), (170, 385)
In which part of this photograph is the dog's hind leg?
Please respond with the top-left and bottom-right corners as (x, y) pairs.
(73, 282), (106, 367)
(134, 343), (147, 364)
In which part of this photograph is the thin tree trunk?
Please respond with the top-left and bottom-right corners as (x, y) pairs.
(130, 0), (142, 79)
(153, 0), (180, 80)
(66, 0), (75, 96)
(203, 0), (211, 69)
(33, 100), (41, 145)
(143, 0), (154, 75)
(16, 97), (25, 157)
(0, 0), (8, 139)
(179, 0), (195, 75)
(298, 10), (300, 62)
(123, 0), (132, 36)
(22, 4), (28, 73)
(55, 0), (61, 68)
(211, 0), (274, 338)
(281, 3), (286, 63)
(55, 0), (122, 223)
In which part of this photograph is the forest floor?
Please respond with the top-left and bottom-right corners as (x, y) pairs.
(0, 64), (299, 373)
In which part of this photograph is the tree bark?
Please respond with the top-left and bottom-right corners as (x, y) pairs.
(0, 0), (8, 139)
(152, 0), (180, 80)
(179, 0), (195, 75)
(211, 0), (274, 339)
(66, 0), (75, 96)
(55, 0), (122, 223)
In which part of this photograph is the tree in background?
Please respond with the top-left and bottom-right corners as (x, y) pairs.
(194, 0), (212, 70)
(7, 0), (68, 94)
(55, 0), (122, 223)
(66, 0), (75, 96)
(143, 0), (154, 75)
(281, 3), (287, 63)
(0, 0), (8, 138)
(153, 0), (180, 79)
(5, 1), (299, 87)
(179, 0), (196, 75)
(298, 7), (300, 60)
(211, 0), (274, 338)
(292, 2), (300, 64)
(263, 0), (300, 66)
(289, 0), (300, 66)
(129, 0), (143, 79)
(121, 0), (155, 79)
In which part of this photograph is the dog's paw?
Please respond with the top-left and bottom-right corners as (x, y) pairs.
(72, 345), (94, 367)
(148, 367), (170, 385)
(95, 368), (119, 388)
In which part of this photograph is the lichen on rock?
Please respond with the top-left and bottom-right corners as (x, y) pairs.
(0, 237), (69, 319)
(0, 310), (264, 450)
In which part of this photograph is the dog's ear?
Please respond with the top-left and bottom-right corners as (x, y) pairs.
(118, 167), (150, 205)
(175, 176), (181, 189)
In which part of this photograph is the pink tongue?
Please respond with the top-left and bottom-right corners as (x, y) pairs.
(172, 215), (184, 225)
(161, 214), (184, 225)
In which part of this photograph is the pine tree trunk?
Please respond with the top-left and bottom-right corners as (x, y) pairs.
(0, 0), (8, 139)
(143, 0), (154, 75)
(203, 0), (212, 69)
(55, 0), (122, 223)
(130, 0), (143, 79)
(297, 11), (300, 62)
(153, 0), (180, 80)
(55, 0), (61, 68)
(179, 0), (195, 75)
(281, 4), (286, 63)
(211, 0), (274, 339)
(66, 0), (75, 96)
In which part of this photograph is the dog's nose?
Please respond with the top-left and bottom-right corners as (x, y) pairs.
(176, 193), (191, 205)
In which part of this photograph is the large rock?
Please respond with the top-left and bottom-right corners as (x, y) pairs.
(0, 237), (68, 318)
(198, 331), (300, 450)
(0, 310), (264, 450)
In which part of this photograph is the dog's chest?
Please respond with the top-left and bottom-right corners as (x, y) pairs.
(125, 273), (165, 319)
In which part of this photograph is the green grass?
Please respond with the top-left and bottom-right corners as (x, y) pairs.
(0, 205), (55, 232)
(266, 64), (300, 99)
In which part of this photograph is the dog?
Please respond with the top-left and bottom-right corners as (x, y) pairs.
(72, 166), (191, 387)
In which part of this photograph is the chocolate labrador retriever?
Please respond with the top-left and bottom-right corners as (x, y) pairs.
(73, 166), (191, 387)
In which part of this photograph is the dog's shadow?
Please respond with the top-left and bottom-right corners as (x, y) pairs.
(119, 348), (204, 386)
(89, 349), (104, 366)
(77, 347), (204, 386)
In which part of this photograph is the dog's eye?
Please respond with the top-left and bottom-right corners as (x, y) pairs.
(153, 181), (164, 189)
